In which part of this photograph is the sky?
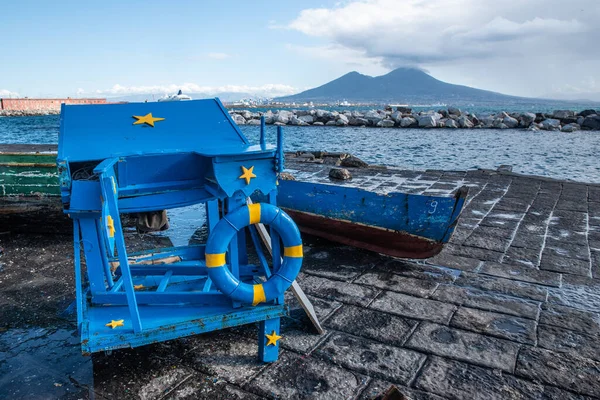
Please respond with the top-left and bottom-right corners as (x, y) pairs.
(1, 0), (599, 100)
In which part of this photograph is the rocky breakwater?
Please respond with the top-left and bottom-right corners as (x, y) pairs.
(229, 107), (600, 132)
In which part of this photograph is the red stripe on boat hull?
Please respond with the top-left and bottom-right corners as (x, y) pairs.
(283, 208), (444, 259)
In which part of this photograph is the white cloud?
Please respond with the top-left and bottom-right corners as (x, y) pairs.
(288, 0), (594, 65)
(94, 83), (298, 97)
(0, 89), (19, 97)
(206, 52), (231, 60)
(76, 88), (85, 95)
(285, 0), (600, 96)
(285, 43), (388, 75)
(460, 17), (586, 42)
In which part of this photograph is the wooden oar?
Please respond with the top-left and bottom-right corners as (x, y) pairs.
(248, 199), (324, 334)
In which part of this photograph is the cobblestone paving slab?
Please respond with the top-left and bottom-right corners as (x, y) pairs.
(502, 246), (542, 267)
(453, 271), (548, 301)
(415, 356), (589, 400)
(286, 292), (343, 322)
(479, 261), (561, 287)
(547, 284), (600, 313)
(516, 347), (600, 398)
(280, 320), (331, 355)
(538, 253), (591, 276)
(376, 259), (459, 283)
(431, 284), (541, 320)
(450, 307), (537, 345)
(539, 303), (600, 336)
(426, 253), (482, 272)
(359, 379), (447, 400)
(354, 271), (439, 297)
(302, 276), (381, 307)
(537, 324), (600, 361)
(247, 351), (369, 399)
(314, 332), (426, 384)
(405, 322), (521, 372)
(370, 290), (457, 324)
(325, 305), (417, 347)
(302, 246), (382, 282)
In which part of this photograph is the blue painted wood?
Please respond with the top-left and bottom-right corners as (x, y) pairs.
(58, 98), (299, 361)
(259, 317), (281, 363)
(82, 303), (286, 353)
(277, 180), (464, 243)
(260, 116), (266, 148)
(99, 170), (143, 332)
(58, 99), (250, 163)
(73, 221), (84, 333)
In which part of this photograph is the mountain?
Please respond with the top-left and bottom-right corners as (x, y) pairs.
(275, 68), (523, 104)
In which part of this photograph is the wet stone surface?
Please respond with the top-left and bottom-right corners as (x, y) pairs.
(370, 290), (457, 324)
(516, 346), (600, 398)
(479, 261), (562, 287)
(431, 284), (541, 320)
(450, 307), (537, 345)
(415, 356), (587, 400)
(4, 165), (600, 399)
(406, 322), (521, 372)
(453, 271), (548, 301)
(359, 379), (446, 400)
(314, 332), (425, 384)
(324, 305), (417, 347)
(247, 351), (369, 399)
(354, 271), (439, 297)
(537, 323), (600, 361)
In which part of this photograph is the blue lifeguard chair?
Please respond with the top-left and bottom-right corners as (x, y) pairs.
(57, 99), (302, 362)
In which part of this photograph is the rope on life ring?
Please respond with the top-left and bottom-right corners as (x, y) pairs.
(205, 203), (303, 306)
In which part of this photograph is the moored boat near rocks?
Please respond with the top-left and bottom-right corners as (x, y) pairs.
(228, 107), (600, 131)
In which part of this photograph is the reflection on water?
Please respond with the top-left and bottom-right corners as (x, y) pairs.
(0, 328), (93, 398)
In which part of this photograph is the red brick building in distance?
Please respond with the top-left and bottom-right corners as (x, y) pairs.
(0, 98), (107, 112)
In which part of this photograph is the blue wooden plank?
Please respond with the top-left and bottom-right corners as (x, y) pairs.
(157, 270), (173, 292)
(278, 180), (460, 242)
(73, 221), (84, 333)
(82, 304), (286, 353)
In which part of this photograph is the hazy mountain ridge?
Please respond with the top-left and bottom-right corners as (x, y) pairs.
(275, 68), (536, 104)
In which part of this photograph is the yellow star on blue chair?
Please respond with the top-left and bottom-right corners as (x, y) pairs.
(132, 113), (165, 127)
(106, 319), (124, 329)
(239, 166), (257, 185)
(265, 330), (282, 346)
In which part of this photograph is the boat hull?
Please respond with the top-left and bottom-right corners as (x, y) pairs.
(277, 180), (467, 259)
(283, 208), (444, 258)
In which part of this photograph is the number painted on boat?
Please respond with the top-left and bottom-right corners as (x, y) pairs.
(429, 200), (438, 214)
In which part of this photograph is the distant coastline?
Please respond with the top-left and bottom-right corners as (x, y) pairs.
(2, 104), (599, 132)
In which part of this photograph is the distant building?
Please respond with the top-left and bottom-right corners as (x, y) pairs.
(0, 98), (107, 112)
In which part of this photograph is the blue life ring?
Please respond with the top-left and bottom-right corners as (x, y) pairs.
(205, 203), (302, 306)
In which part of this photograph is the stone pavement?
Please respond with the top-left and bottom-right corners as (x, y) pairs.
(1, 166), (600, 399)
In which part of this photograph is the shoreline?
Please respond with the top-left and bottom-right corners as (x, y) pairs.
(229, 107), (600, 131)
(2, 106), (600, 131)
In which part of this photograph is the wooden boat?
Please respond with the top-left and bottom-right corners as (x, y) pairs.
(1, 144), (467, 259)
(277, 179), (467, 259)
(0, 144), (67, 232)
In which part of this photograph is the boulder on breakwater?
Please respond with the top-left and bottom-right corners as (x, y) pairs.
(228, 107), (600, 131)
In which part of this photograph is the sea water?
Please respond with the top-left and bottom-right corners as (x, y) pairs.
(1, 114), (599, 183)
